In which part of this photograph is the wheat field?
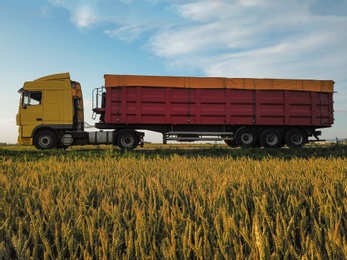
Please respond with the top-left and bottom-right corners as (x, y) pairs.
(1, 145), (347, 259)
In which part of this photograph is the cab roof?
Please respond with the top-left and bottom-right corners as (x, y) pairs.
(34, 73), (71, 81)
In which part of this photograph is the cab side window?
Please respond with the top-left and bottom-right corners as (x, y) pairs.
(22, 91), (42, 106)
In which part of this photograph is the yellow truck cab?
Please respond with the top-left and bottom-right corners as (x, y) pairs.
(16, 73), (84, 149)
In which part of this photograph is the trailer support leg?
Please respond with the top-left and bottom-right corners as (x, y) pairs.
(162, 131), (167, 144)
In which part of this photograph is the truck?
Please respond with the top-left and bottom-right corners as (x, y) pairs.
(16, 72), (334, 150)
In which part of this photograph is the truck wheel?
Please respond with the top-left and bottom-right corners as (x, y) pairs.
(235, 127), (257, 147)
(34, 130), (58, 150)
(260, 128), (282, 148)
(116, 131), (139, 150)
(285, 128), (307, 148)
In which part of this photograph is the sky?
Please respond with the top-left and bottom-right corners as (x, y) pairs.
(0, 0), (346, 144)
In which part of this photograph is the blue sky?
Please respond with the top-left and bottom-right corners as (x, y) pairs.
(1, 0), (346, 144)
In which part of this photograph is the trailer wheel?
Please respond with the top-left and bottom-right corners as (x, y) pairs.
(116, 131), (139, 150)
(235, 127), (257, 147)
(33, 130), (58, 150)
(285, 128), (307, 148)
(260, 128), (282, 148)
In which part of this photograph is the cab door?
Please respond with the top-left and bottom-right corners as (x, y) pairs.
(19, 90), (43, 137)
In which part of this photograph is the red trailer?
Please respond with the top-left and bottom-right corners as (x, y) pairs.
(93, 75), (334, 149)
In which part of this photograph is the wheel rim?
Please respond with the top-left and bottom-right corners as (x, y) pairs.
(38, 135), (52, 149)
(241, 132), (253, 145)
(266, 133), (278, 146)
(120, 134), (134, 148)
(285, 128), (306, 148)
(291, 134), (303, 145)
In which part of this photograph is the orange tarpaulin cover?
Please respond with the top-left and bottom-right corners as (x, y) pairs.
(104, 75), (334, 93)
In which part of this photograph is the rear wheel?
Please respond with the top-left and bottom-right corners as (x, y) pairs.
(33, 130), (58, 150)
(116, 131), (139, 150)
(235, 127), (257, 148)
(260, 128), (282, 148)
(285, 128), (307, 148)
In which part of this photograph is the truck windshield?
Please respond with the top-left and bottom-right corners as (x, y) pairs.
(22, 91), (42, 106)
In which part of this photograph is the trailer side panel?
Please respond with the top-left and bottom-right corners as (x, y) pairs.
(104, 86), (334, 128)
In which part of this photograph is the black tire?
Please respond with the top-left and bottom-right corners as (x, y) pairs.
(285, 128), (307, 148)
(235, 127), (257, 148)
(116, 131), (139, 150)
(260, 128), (282, 148)
(33, 130), (58, 150)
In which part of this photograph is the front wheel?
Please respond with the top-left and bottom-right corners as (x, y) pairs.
(285, 128), (307, 148)
(33, 130), (58, 150)
(116, 131), (139, 150)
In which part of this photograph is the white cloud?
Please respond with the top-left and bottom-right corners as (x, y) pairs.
(150, 1), (309, 57)
(47, 0), (167, 35)
(49, 0), (100, 28)
(173, 2), (230, 22)
(46, 0), (347, 84)
(105, 24), (150, 42)
(71, 4), (99, 28)
(147, 1), (347, 84)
